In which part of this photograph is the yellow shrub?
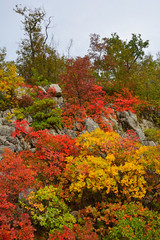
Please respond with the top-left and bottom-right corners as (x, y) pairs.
(63, 129), (154, 204)
(0, 64), (24, 102)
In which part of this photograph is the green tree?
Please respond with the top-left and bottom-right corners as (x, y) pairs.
(14, 5), (65, 86)
(88, 33), (149, 93)
(130, 54), (160, 101)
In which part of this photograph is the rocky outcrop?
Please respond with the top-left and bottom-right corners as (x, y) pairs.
(0, 84), (65, 158)
(0, 85), (159, 158)
(43, 84), (64, 108)
(0, 110), (17, 158)
(84, 118), (99, 133)
(112, 110), (158, 146)
(44, 84), (62, 97)
(116, 110), (146, 141)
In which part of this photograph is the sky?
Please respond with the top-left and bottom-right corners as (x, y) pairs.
(1, 0), (160, 61)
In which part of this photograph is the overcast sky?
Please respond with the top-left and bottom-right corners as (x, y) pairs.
(1, 0), (160, 61)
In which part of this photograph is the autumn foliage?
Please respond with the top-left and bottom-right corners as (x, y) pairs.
(0, 63), (24, 110)
(0, 58), (160, 238)
(0, 149), (36, 239)
(1, 20), (160, 239)
(60, 57), (115, 132)
(1, 119), (159, 239)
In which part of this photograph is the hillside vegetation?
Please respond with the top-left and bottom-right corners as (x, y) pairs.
(0, 5), (160, 240)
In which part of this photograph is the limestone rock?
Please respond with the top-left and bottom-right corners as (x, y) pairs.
(0, 118), (3, 125)
(38, 86), (47, 94)
(140, 119), (156, 131)
(0, 126), (15, 136)
(117, 110), (146, 141)
(84, 118), (99, 133)
(63, 128), (77, 139)
(44, 84), (62, 97)
(0, 136), (7, 145)
(7, 136), (19, 145)
(52, 96), (64, 108)
(142, 140), (158, 146)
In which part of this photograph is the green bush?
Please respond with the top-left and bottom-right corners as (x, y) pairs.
(26, 98), (63, 130)
(144, 128), (160, 144)
(23, 185), (76, 235)
(107, 202), (160, 240)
